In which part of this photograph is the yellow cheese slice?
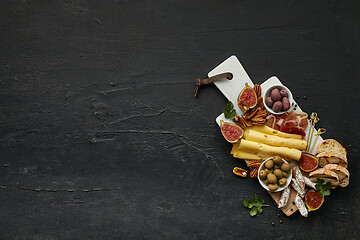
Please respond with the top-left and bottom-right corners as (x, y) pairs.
(238, 139), (302, 161)
(245, 130), (307, 150)
(245, 125), (303, 139)
(233, 151), (265, 160)
(231, 142), (240, 155)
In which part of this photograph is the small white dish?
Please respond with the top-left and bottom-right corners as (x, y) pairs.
(263, 85), (293, 115)
(257, 157), (292, 192)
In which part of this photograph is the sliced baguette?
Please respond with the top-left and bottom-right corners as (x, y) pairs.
(323, 164), (350, 187)
(316, 139), (347, 159)
(316, 152), (348, 168)
(309, 168), (339, 187)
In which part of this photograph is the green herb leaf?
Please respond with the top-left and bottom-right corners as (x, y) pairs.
(223, 101), (237, 120)
(243, 194), (269, 217)
(250, 207), (258, 216)
(315, 178), (332, 197)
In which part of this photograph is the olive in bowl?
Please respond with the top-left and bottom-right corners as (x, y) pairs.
(257, 156), (292, 192)
(263, 85), (293, 115)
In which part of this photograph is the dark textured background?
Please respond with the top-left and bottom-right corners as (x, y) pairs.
(1, 0), (359, 239)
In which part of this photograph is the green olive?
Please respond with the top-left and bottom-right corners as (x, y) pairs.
(267, 173), (277, 184)
(274, 165), (280, 169)
(268, 183), (279, 191)
(265, 160), (274, 169)
(281, 162), (291, 172)
(273, 156), (283, 165)
(259, 170), (267, 180)
(267, 169), (274, 174)
(262, 179), (269, 185)
(278, 178), (287, 186)
(283, 171), (289, 178)
(274, 169), (283, 179)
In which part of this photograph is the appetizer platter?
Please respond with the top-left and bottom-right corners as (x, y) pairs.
(195, 56), (350, 217)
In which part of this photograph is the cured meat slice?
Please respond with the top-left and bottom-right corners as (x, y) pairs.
(266, 113), (288, 130)
(279, 111), (308, 137)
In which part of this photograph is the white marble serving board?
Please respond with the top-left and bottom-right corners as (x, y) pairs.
(209, 55), (322, 155)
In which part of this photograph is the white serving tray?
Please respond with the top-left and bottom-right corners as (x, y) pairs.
(209, 55), (323, 155)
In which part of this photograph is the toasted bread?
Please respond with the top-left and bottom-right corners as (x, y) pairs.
(316, 139), (347, 159)
(323, 164), (350, 187)
(316, 152), (348, 168)
(309, 168), (339, 187)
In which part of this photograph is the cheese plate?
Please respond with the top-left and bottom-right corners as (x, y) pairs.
(209, 55), (324, 215)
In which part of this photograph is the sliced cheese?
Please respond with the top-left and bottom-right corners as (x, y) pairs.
(238, 139), (302, 161)
(245, 125), (303, 139)
(230, 142), (240, 155)
(231, 142), (265, 160)
(245, 130), (307, 150)
(233, 151), (265, 160)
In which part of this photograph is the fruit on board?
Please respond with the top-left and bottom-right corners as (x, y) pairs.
(220, 120), (243, 143)
(305, 190), (324, 211)
(238, 83), (258, 111)
(298, 153), (319, 172)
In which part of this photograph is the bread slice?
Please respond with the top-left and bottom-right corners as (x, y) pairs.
(316, 139), (347, 159)
(316, 152), (348, 168)
(323, 164), (350, 187)
(309, 168), (339, 187)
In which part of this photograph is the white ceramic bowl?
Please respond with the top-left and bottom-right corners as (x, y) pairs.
(257, 157), (292, 192)
(263, 85), (293, 115)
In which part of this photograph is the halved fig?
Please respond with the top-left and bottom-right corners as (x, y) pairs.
(238, 83), (257, 111)
(305, 190), (324, 211)
(298, 153), (319, 172)
(220, 120), (243, 143)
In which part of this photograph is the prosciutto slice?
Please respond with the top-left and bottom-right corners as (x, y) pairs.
(266, 111), (308, 138)
(280, 111), (308, 137)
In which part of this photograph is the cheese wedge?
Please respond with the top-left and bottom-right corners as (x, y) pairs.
(245, 130), (307, 150)
(245, 125), (303, 139)
(238, 139), (302, 161)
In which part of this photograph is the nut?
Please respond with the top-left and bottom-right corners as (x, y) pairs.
(250, 167), (259, 178)
(246, 160), (262, 168)
(233, 167), (247, 178)
(253, 84), (261, 97)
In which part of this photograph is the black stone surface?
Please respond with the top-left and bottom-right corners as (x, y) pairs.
(1, 0), (359, 239)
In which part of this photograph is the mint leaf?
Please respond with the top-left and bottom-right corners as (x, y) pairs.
(243, 200), (249, 208)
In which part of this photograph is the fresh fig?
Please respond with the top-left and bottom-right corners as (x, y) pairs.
(298, 153), (319, 172)
(238, 83), (257, 111)
(305, 190), (324, 211)
(220, 120), (243, 143)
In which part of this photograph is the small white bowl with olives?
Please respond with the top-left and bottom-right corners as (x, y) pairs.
(257, 156), (292, 192)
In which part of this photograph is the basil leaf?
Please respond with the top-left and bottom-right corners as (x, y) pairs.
(257, 206), (263, 213)
(243, 200), (249, 208)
